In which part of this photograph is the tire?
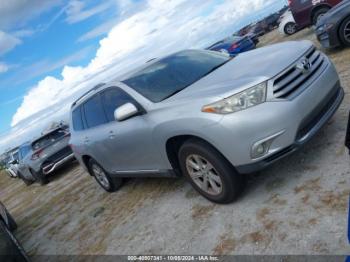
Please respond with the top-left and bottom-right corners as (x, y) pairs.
(284, 22), (297, 35)
(178, 139), (245, 204)
(17, 172), (33, 186)
(88, 159), (123, 192)
(5, 209), (17, 231)
(312, 7), (330, 25)
(339, 17), (350, 47)
(31, 169), (48, 185)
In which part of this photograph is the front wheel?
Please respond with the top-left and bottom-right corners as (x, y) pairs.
(312, 8), (329, 25)
(339, 17), (350, 47)
(178, 139), (245, 204)
(88, 159), (123, 192)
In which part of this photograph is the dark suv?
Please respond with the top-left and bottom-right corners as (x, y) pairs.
(289, 0), (343, 27)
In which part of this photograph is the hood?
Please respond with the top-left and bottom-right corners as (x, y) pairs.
(170, 40), (313, 100)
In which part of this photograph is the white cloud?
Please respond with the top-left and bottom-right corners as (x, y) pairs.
(77, 18), (118, 42)
(65, 0), (114, 24)
(0, 62), (9, 73)
(0, 31), (21, 55)
(2, 0), (284, 152)
(0, 0), (62, 29)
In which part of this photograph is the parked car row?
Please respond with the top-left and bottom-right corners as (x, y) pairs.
(280, 0), (350, 50)
(8, 125), (75, 186)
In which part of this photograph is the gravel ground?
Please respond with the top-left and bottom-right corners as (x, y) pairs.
(0, 28), (349, 256)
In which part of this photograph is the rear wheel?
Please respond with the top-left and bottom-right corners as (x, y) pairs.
(312, 7), (330, 25)
(31, 169), (48, 185)
(339, 17), (350, 47)
(88, 159), (123, 192)
(178, 139), (245, 204)
(17, 172), (32, 186)
(284, 22), (297, 35)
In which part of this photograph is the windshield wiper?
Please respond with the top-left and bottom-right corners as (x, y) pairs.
(161, 89), (185, 101)
(200, 59), (232, 79)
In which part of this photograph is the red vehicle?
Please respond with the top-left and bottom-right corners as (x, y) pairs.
(288, 0), (343, 27)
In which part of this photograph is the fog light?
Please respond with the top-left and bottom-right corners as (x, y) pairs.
(251, 130), (285, 159)
(256, 144), (265, 155)
(251, 141), (270, 159)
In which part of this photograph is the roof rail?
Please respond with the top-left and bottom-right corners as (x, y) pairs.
(71, 83), (105, 108)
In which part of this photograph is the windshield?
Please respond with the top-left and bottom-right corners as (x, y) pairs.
(122, 50), (230, 102)
(32, 128), (67, 150)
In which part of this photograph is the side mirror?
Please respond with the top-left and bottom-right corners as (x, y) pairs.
(114, 103), (139, 122)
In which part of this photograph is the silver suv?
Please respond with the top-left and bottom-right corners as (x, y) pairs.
(69, 41), (343, 203)
(15, 126), (75, 185)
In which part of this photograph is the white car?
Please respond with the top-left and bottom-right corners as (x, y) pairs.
(279, 11), (298, 36)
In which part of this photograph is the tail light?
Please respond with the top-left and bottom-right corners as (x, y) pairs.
(288, 0), (292, 6)
(31, 149), (44, 160)
(229, 43), (239, 51)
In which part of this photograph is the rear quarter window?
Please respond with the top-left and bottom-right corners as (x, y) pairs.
(72, 107), (84, 131)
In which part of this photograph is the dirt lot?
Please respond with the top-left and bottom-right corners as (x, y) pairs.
(1, 28), (350, 256)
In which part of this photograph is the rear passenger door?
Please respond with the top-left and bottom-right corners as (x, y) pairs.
(99, 87), (163, 174)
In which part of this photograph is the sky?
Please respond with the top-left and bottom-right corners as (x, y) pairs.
(0, 0), (287, 153)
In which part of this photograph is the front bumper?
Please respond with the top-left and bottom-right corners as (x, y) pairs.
(204, 56), (343, 174)
(236, 86), (344, 173)
(316, 29), (341, 49)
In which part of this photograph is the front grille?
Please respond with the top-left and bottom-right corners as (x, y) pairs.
(296, 87), (340, 140)
(272, 47), (325, 99)
(46, 146), (73, 163)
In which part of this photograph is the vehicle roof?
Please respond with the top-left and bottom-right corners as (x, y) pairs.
(70, 49), (216, 109)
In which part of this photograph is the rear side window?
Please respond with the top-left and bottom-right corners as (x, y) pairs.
(83, 95), (108, 128)
(72, 107), (84, 131)
(101, 87), (139, 122)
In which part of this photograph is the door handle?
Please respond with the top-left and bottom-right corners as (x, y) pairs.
(109, 131), (115, 139)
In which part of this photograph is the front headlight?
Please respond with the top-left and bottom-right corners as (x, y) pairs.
(202, 82), (267, 114)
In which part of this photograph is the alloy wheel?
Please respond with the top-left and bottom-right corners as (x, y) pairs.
(344, 20), (350, 43)
(185, 154), (223, 196)
(286, 23), (296, 35)
(92, 164), (110, 190)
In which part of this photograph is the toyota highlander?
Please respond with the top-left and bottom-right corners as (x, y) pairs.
(69, 41), (343, 203)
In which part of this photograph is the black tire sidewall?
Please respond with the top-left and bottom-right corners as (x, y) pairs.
(31, 169), (48, 185)
(340, 17), (350, 46)
(313, 8), (329, 25)
(88, 159), (122, 192)
(5, 210), (17, 231)
(17, 172), (32, 186)
(178, 140), (243, 204)
(285, 22), (296, 35)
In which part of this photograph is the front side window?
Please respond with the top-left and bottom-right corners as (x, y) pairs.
(83, 95), (108, 129)
(101, 87), (139, 122)
(122, 50), (230, 102)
